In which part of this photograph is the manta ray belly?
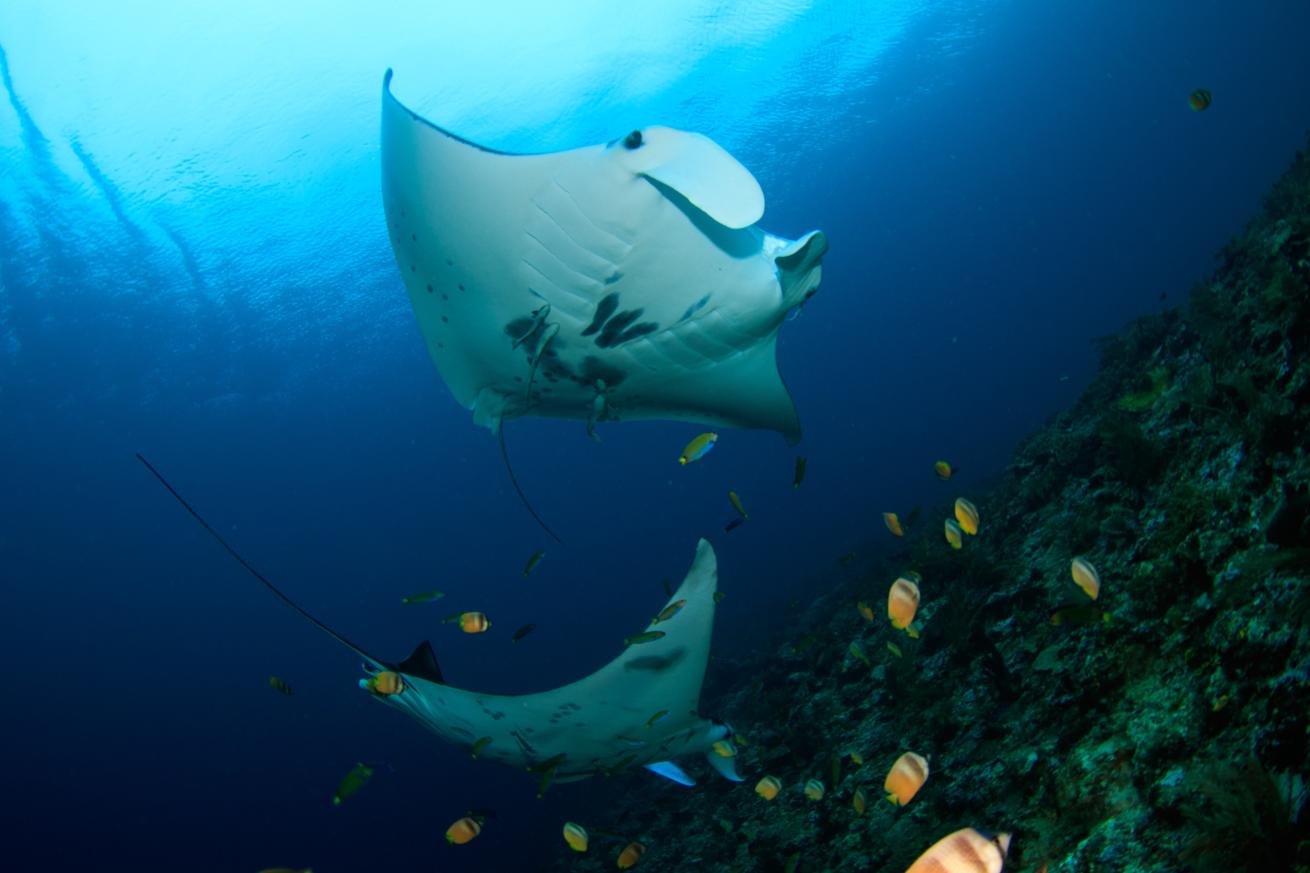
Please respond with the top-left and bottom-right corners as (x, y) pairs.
(380, 71), (825, 442)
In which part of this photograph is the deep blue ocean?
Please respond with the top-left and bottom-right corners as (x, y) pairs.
(3, 2), (1309, 870)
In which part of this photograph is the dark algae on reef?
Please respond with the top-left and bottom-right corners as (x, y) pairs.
(547, 139), (1310, 872)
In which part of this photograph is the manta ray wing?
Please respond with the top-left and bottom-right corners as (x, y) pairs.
(365, 538), (726, 781)
(381, 70), (828, 445)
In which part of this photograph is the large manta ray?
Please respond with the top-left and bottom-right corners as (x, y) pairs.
(138, 455), (741, 790)
(381, 70), (828, 446)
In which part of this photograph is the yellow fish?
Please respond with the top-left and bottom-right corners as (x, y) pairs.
(563, 822), (589, 852)
(332, 762), (374, 805)
(728, 490), (748, 518)
(934, 460), (954, 480)
(1071, 556), (1101, 600)
(883, 512), (904, 537)
(459, 611), (492, 633)
(944, 518), (964, 549)
(653, 599), (687, 623)
(853, 785), (868, 816)
(857, 601), (875, 622)
(523, 551), (546, 577)
(953, 497), (979, 535)
(679, 432), (718, 465)
(755, 775), (782, 800)
(445, 816), (482, 845)
(804, 779), (825, 801)
(624, 631), (666, 645)
(400, 589), (444, 604)
(268, 676), (293, 696)
(712, 740), (736, 758)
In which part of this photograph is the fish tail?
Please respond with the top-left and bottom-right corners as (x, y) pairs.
(498, 426), (565, 545)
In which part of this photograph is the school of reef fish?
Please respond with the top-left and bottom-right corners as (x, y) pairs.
(522, 132), (1310, 872)
(260, 124), (1310, 872)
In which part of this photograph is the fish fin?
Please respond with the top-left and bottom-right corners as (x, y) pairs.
(498, 425), (565, 545)
(886, 792), (899, 805)
(644, 761), (697, 787)
(396, 640), (444, 685)
(705, 750), (745, 782)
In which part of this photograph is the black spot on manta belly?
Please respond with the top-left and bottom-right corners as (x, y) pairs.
(680, 293), (711, 322)
(582, 293), (621, 337)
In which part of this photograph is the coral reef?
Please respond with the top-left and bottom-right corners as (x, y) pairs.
(548, 139), (1310, 872)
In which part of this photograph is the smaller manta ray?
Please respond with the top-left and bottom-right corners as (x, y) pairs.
(137, 455), (741, 790)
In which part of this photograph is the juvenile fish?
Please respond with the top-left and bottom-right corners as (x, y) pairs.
(624, 631), (666, 646)
(401, 589), (444, 605)
(523, 551), (546, 577)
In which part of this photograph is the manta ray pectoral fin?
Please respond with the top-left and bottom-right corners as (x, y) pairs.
(705, 750), (745, 782)
(620, 126), (765, 231)
(395, 640), (445, 684)
(644, 761), (697, 787)
(775, 230), (830, 309)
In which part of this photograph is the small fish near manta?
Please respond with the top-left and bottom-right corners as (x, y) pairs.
(380, 69), (829, 537)
(136, 454), (743, 793)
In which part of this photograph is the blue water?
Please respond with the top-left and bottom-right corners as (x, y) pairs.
(2, 1), (1308, 870)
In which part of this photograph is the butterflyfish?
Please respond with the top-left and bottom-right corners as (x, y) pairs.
(332, 762), (374, 805)
(884, 751), (929, 806)
(617, 841), (646, 869)
(755, 775), (782, 800)
(934, 460), (954, 480)
(712, 739), (736, 758)
(459, 611), (492, 633)
(470, 736), (492, 758)
(804, 778), (825, 801)
(853, 785), (868, 816)
(1189, 88), (1212, 111)
(793, 456), (808, 488)
(1071, 557), (1101, 600)
(953, 498), (980, 536)
(363, 670), (405, 696)
(728, 491), (748, 519)
(653, 599), (686, 623)
(563, 822), (589, 852)
(524, 551), (546, 577)
(512, 623), (536, 643)
(400, 589), (444, 604)
(883, 512), (905, 537)
(849, 640), (872, 668)
(944, 519), (964, 549)
(679, 432), (718, 465)
(857, 600), (875, 622)
(268, 676), (293, 696)
(888, 577), (921, 637)
(625, 630), (666, 646)
(445, 816), (482, 845)
(904, 828), (1011, 873)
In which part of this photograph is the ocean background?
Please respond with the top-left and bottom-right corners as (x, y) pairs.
(2, 1), (1308, 870)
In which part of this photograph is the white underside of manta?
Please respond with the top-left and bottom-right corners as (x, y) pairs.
(381, 70), (828, 444)
(360, 538), (739, 787)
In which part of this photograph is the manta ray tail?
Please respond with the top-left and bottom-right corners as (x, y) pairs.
(135, 453), (385, 668)
(498, 427), (565, 545)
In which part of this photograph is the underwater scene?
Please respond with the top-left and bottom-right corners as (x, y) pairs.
(3, 1), (1310, 871)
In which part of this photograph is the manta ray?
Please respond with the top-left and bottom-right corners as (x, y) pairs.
(138, 455), (741, 791)
(380, 70), (829, 445)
